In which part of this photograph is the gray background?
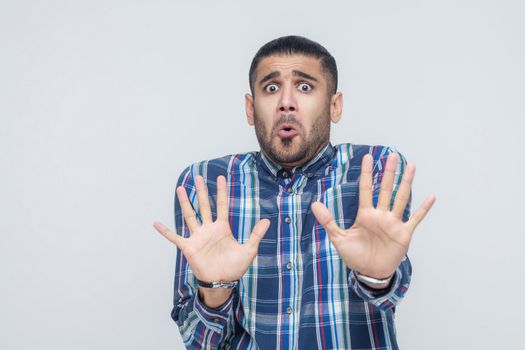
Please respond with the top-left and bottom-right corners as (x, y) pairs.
(1, 0), (523, 349)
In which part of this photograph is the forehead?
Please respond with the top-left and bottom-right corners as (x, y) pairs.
(255, 54), (324, 82)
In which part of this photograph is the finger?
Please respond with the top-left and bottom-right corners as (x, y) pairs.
(176, 186), (199, 232)
(153, 221), (186, 250)
(406, 195), (436, 234)
(195, 176), (213, 223)
(359, 154), (374, 209)
(246, 218), (271, 250)
(392, 163), (416, 219)
(377, 153), (399, 211)
(311, 202), (343, 239)
(216, 176), (229, 222)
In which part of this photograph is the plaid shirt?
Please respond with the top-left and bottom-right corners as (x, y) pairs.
(172, 143), (412, 350)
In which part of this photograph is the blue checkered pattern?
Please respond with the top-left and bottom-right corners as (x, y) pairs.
(172, 143), (412, 350)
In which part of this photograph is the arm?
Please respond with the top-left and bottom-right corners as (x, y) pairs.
(171, 175), (233, 349)
(171, 168), (235, 348)
(154, 166), (270, 349)
(312, 146), (436, 312)
(349, 147), (412, 311)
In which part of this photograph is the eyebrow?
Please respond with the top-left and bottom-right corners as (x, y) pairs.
(258, 70), (319, 86)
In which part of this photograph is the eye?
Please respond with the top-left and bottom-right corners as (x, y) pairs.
(297, 82), (312, 92)
(265, 84), (279, 93)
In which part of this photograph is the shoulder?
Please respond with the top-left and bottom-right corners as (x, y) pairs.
(333, 143), (408, 181)
(175, 151), (258, 188)
(334, 143), (408, 164)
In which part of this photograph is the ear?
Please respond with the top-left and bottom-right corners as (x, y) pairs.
(245, 93), (255, 126)
(329, 92), (343, 123)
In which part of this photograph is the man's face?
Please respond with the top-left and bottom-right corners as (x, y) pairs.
(245, 54), (342, 169)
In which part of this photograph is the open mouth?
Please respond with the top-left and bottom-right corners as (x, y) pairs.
(278, 124), (299, 138)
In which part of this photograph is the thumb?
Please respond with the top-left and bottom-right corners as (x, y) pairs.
(153, 221), (187, 251)
(311, 202), (342, 238)
(246, 218), (271, 250)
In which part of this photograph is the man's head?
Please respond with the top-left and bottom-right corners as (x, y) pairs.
(245, 36), (343, 169)
(249, 36), (338, 97)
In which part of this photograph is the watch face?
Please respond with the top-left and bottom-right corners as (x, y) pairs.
(215, 281), (238, 289)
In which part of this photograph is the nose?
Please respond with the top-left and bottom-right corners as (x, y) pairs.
(277, 83), (296, 113)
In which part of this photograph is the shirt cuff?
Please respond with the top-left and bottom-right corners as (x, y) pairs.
(193, 290), (234, 333)
(348, 268), (404, 309)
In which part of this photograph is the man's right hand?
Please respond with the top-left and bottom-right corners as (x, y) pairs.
(153, 175), (270, 308)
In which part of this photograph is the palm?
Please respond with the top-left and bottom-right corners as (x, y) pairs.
(312, 153), (435, 279)
(181, 220), (260, 282)
(332, 208), (412, 279)
(154, 175), (270, 283)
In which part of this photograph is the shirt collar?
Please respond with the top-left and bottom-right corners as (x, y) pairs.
(255, 142), (336, 179)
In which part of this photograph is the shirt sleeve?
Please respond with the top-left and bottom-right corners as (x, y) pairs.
(348, 255), (412, 312)
(348, 146), (413, 312)
(171, 164), (236, 349)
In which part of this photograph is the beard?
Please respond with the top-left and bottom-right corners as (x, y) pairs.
(253, 105), (331, 167)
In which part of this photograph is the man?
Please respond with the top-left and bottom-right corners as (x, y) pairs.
(154, 35), (435, 349)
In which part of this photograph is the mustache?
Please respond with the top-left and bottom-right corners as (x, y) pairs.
(272, 114), (304, 133)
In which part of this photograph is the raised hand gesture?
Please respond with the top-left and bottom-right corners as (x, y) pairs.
(153, 175), (270, 306)
(311, 153), (436, 280)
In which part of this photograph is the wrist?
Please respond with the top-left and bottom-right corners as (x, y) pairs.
(355, 270), (395, 290)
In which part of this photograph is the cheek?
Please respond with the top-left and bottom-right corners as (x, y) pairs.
(254, 96), (277, 114)
(300, 98), (328, 126)
(254, 100), (276, 128)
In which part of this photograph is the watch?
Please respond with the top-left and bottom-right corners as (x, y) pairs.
(196, 278), (238, 289)
(355, 271), (394, 290)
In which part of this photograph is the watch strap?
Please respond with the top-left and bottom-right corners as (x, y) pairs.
(355, 271), (394, 290)
(196, 278), (238, 289)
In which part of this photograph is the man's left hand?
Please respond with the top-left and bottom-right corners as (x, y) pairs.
(311, 152), (436, 279)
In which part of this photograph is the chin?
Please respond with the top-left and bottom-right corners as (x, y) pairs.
(277, 134), (302, 145)
(274, 142), (307, 161)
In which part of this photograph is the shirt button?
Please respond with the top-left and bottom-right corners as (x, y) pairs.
(286, 261), (293, 270)
(286, 306), (293, 314)
(287, 187), (294, 194)
(284, 216), (291, 224)
(282, 171), (289, 178)
(213, 318), (220, 323)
